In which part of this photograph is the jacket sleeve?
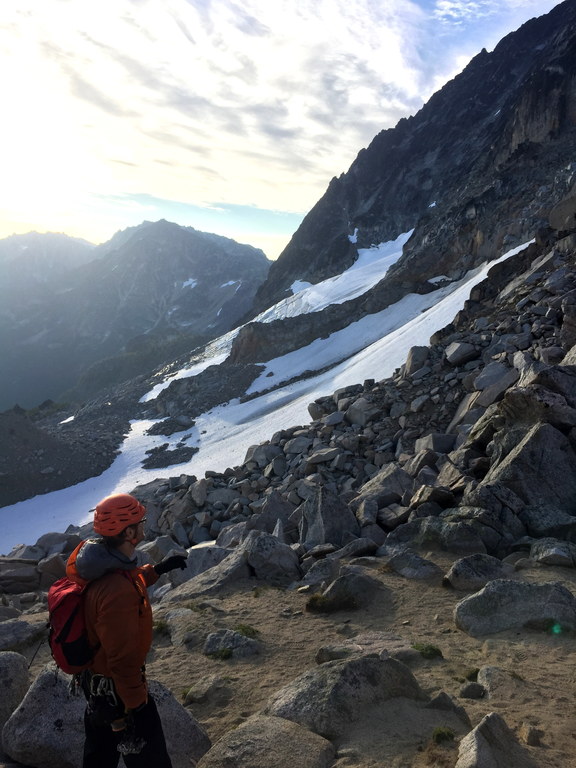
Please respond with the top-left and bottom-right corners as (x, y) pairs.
(140, 563), (160, 587)
(91, 576), (149, 709)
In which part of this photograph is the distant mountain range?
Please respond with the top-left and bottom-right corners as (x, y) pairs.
(0, 221), (270, 409)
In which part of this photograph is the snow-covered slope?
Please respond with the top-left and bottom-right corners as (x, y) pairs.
(0, 236), (532, 554)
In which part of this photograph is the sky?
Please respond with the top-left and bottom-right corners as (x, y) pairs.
(0, 235), (532, 555)
(0, 0), (559, 259)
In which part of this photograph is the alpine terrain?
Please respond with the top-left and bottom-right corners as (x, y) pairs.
(1, 2), (576, 767)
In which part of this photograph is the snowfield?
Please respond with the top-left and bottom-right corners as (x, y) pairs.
(0, 238), (532, 553)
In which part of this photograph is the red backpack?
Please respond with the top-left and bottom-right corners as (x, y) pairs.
(47, 542), (97, 674)
(47, 577), (94, 674)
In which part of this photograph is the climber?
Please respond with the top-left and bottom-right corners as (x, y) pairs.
(66, 492), (187, 768)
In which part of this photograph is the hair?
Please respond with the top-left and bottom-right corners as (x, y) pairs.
(100, 525), (134, 549)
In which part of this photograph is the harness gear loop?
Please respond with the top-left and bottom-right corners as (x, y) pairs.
(89, 674), (119, 708)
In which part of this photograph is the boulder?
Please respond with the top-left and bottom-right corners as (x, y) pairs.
(475, 368), (520, 407)
(0, 653), (29, 733)
(345, 397), (381, 427)
(0, 620), (46, 652)
(325, 537), (379, 561)
(162, 549), (251, 602)
(37, 553), (66, 589)
(0, 606), (21, 621)
(484, 422), (576, 513)
(148, 679), (212, 766)
(187, 544), (232, 578)
(0, 562), (40, 594)
(34, 533), (82, 558)
(382, 551), (443, 581)
(317, 570), (381, 609)
(529, 364), (576, 406)
(300, 488), (360, 549)
(549, 192), (576, 230)
(216, 522), (247, 548)
(476, 666), (528, 699)
(529, 538), (576, 567)
(462, 483), (525, 517)
(445, 342), (479, 365)
(238, 531), (301, 585)
(519, 505), (576, 539)
(441, 505), (526, 556)
(183, 674), (232, 707)
(409, 485), (455, 509)
(443, 553), (515, 590)
(284, 436), (313, 455)
(2, 665), (84, 768)
(473, 361), (512, 391)
(561, 289), (576, 350)
(298, 558), (339, 588)
(189, 478), (208, 506)
(203, 629), (262, 659)
(404, 346), (430, 376)
(245, 491), (297, 539)
(196, 715), (335, 768)
(455, 712), (537, 767)
(454, 579), (576, 636)
(161, 607), (200, 647)
(500, 385), (576, 429)
(263, 656), (426, 739)
(413, 434), (456, 454)
(350, 465), (414, 511)
(386, 516), (487, 555)
(307, 446), (342, 464)
(139, 535), (184, 563)
(244, 444), (283, 468)
(1, 665), (210, 768)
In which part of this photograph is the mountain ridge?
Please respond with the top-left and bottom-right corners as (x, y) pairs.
(249, 0), (576, 314)
(0, 221), (271, 410)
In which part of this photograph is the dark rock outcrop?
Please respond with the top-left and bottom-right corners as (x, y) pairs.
(250, 0), (576, 330)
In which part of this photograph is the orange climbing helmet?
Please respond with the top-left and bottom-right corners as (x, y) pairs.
(93, 493), (146, 536)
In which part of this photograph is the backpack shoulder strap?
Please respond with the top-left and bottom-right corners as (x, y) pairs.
(66, 541), (89, 588)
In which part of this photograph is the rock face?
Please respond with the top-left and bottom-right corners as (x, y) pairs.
(250, 0), (576, 315)
(0, 653), (29, 733)
(1, 665), (210, 768)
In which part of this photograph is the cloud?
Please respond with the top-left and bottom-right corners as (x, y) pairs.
(228, 5), (271, 37)
(0, 0), (561, 254)
(433, 0), (496, 25)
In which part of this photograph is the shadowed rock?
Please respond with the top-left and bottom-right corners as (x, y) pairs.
(455, 712), (537, 767)
(263, 656), (426, 739)
(454, 579), (576, 636)
(196, 714), (335, 768)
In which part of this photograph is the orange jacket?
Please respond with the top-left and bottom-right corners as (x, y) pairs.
(83, 568), (158, 709)
(66, 541), (159, 709)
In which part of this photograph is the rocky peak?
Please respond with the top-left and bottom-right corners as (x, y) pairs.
(250, 0), (576, 315)
(0, 221), (271, 410)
